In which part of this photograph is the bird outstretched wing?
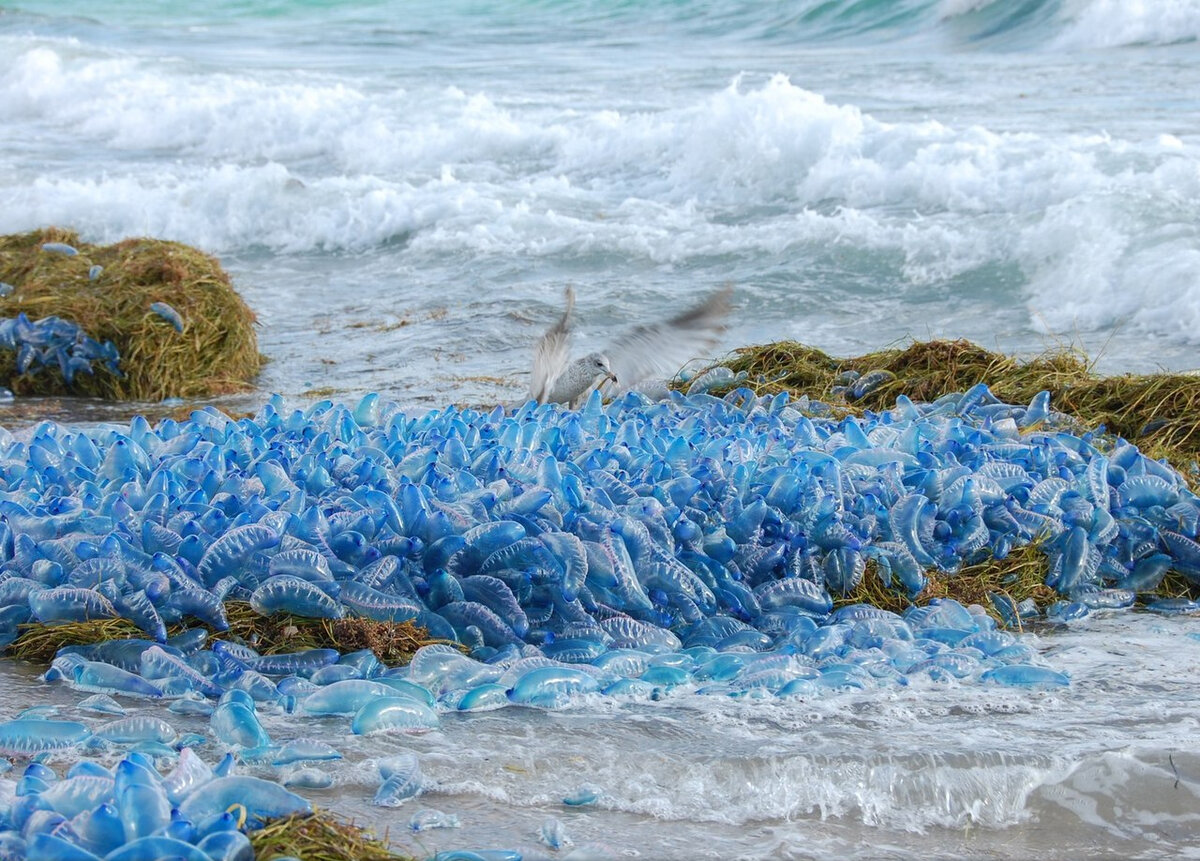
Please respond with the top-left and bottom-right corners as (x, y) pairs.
(530, 286), (575, 403)
(602, 285), (732, 393)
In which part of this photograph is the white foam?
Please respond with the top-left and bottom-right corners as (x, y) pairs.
(0, 40), (560, 176)
(4, 41), (1200, 350)
(0, 164), (431, 253)
(1019, 156), (1200, 339)
(1055, 0), (1200, 49)
(2, 43), (374, 165)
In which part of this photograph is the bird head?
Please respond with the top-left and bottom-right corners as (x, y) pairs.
(585, 352), (617, 386)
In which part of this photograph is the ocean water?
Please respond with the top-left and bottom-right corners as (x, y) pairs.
(4, 0), (1200, 414)
(2, 0), (1200, 858)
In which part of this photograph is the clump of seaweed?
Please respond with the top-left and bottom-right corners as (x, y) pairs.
(830, 560), (919, 618)
(250, 811), (414, 861)
(223, 601), (450, 664)
(8, 604), (445, 667)
(834, 540), (1059, 628)
(0, 227), (262, 400)
(9, 617), (149, 664)
(948, 541), (1060, 621)
(325, 616), (442, 666)
(707, 338), (1200, 467)
(1154, 570), (1199, 601)
(835, 521), (1197, 630)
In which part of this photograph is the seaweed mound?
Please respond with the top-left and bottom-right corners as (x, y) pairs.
(0, 227), (261, 400)
(9, 604), (441, 667)
(250, 812), (413, 861)
(710, 339), (1200, 467)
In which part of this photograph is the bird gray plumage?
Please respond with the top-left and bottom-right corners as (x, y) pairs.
(530, 285), (732, 408)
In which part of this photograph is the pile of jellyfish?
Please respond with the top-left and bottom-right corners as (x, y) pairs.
(0, 382), (1194, 857)
(0, 311), (121, 387)
(0, 687), (572, 859)
(0, 383), (1196, 660)
(0, 738), (310, 861)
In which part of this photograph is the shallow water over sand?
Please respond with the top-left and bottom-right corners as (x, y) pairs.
(6, 612), (1200, 860)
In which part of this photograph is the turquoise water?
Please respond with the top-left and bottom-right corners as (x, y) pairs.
(3, 1), (1200, 857)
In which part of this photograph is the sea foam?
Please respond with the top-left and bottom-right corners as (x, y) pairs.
(7, 50), (1198, 355)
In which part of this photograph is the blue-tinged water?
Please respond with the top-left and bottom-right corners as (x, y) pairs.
(2, 1), (1200, 858)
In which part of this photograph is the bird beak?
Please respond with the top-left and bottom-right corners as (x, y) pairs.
(607, 372), (618, 384)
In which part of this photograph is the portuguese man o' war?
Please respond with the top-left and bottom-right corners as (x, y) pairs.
(540, 815), (573, 849)
(149, 301), (185, 333)
(352, 696), (440, 734)
(0, 718), (89, 756)
(0, 748), (309, 860)
(373, 752), (423, 807)
(411, 807), (462, 831)
(176, 774), (311, 826)
(40, 241), (78, 256)
(0, 312), (121, 385)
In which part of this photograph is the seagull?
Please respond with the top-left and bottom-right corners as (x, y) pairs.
(530, 285), (733, 408)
